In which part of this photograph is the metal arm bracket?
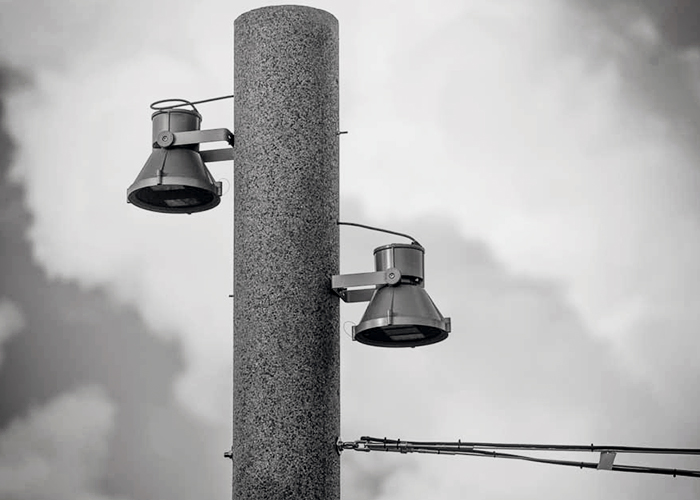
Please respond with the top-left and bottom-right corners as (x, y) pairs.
(331, 268), (401, 303)
(201, 148), (235, 162)
(156, 128), (235, 163)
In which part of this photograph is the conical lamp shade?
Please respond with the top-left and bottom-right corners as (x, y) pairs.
(353, 284), (451, 347)
(127, 148), (222, 214)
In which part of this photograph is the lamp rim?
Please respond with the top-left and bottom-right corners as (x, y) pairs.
(353, 324), (449, 348)
(373, 242), (425, 254)
(127, 177), (222, 214)
(353, 315), (451, 335)
(150, 108), (202, 121)
(127, 175), (222, 198)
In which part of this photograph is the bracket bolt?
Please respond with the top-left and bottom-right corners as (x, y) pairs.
(385, 268), (401, 285)
(156, 131), (175, 147)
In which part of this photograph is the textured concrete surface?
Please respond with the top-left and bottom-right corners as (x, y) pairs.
(233, 6), (339, 500)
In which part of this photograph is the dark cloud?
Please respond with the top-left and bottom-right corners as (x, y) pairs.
(632, 0), (700, 48)
(0, 386), (117, 500)
(581, 0), (700, 48)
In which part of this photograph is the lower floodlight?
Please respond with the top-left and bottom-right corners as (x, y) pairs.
(127, 104), (234, 214)
(332, 243), (451, 348)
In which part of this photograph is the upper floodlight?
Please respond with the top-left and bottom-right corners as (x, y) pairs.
(127, 106), (234, 214)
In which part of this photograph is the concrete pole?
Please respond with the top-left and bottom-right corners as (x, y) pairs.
(232, 6), (339, 500)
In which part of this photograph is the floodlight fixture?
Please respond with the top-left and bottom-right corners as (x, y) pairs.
(127, 98), (234, 214)
(332, 236), (451, 348)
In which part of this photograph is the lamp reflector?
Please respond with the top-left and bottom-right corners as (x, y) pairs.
(127, 148), (222, 214)
(353, 284), (450, 348)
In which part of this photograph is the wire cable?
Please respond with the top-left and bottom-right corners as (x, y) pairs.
(337, 221), (421, 246)
(339, 436), (700, 479)
(359, 436), (700, 456)
(463, 449), (700, 479)
(150, 94), (235, 113)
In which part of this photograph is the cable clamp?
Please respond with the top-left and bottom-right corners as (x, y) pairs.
(336, 438), (369, 454)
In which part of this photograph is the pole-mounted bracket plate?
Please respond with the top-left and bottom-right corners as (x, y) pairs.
(331, 268), (401, 303)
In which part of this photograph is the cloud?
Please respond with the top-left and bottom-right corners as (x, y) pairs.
(4, 44), (235, 422)
(3, 4), (700, 487)
(0, 0), (204, 73)
(340, 0), (700, 370)
(0, 297), (24, 366)
(581, 0), (700, 49)
(340, 213), (700, 499)
(0, 386), (130, 500)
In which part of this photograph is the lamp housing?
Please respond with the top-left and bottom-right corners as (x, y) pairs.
(127, 108), (234, 214)
(332, 243), (451, 347)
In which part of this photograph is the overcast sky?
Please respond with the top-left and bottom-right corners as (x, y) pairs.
(1, 1), (700, 499)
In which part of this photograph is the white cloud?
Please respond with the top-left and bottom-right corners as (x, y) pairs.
(0, 297), (24, 366)
(0, 386), (130, 500)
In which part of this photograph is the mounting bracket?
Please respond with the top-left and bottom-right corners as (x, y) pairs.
(155, 128), (235, 162)
(331, 268), (401, 303)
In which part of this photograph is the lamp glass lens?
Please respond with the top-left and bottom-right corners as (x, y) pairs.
(385, 326), (426, 341)
(150, 185), (186, 191)
(164, 198), (202, 207)
(134, 185), (215, 210)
